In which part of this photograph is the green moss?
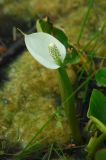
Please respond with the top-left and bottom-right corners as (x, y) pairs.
(0, 52), (76, 146)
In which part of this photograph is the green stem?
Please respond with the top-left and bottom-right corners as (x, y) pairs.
(57, 66), (82, 144)
(86, 133), (106, 159)
(84, 120), (93, 132)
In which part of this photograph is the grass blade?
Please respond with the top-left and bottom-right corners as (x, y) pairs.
(77, 0), (94, 45)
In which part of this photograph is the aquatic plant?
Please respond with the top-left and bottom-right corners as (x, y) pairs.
(24, 30), (81, 144)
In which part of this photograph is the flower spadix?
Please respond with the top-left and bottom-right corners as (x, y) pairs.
(24, 32), (66, 69)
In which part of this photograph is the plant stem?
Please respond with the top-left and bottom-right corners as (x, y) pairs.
(57, 66), (82, 144)
(84, 119), (93, 132)
(86, 133), (106, 159)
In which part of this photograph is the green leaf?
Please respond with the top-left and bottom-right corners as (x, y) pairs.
(52, 27), (69, 48)
(95, 149), (106, 160)
(87, 89), (106, 134)
(64, 47), (80, 64)
(36, 18), (69, 48)
(95, 67), (106, 87)
(36, 18), (52, 33)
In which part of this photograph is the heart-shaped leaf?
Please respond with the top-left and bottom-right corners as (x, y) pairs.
(95, 67), (106, 87)
(87, 89), (106, 134)
(95, 149), (106, 160)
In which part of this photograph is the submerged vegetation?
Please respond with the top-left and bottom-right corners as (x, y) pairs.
(0, 0), (106, 159)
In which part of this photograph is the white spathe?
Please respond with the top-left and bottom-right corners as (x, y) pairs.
(25, 32), (66, 69)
